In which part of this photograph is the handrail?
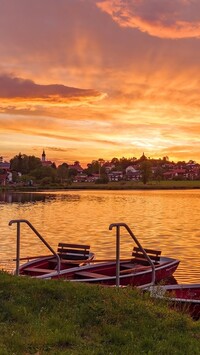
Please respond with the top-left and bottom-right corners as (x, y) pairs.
(109, 223), (155, 287)
(9, 219), (60, 276)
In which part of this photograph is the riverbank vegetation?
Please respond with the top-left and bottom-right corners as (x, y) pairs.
(68, 180), (200, 190)
(1, 179), (200, 192)
(0, 272), (200, 354)
(59, 180), (200, 190)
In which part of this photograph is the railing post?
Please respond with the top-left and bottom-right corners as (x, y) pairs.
(109, 222), (156, 287)
(16, 222), (20, 276)
(9, 219), (61, 275)
(116, 225), (120, 287)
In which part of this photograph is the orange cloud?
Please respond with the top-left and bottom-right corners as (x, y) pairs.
(0, 1), (200, 164)
(97, 0), (200, 39)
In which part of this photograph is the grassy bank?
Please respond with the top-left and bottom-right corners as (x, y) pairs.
(0, 272), (200, 354)
(67, 180), (200, 190)
(2, 180), (200, 192)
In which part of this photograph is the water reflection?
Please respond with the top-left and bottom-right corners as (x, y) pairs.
(0, 192), (81, 204)
(0, 192), (48, 204)
(0, 190), (200, 283)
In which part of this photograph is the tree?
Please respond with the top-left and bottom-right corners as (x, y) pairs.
(163, 156), (169, 162)
(31, 166), (56, 182)
(119, 157), (130, 170)
(98, 158), (105, 178)
(57, 163), (69, 183)
(10, 154), (42, 174)
(154, 166), (164, 182)
(68, 168), (78, 178)
(51, 162), (57, 169)
(10, 153), (24, 173)
(130, 157), (137, 163)
(28, 155), (42, 171)
(85, 161), (100, 175)
(140, 160), (152, 184)
(111, 157), (119, 166)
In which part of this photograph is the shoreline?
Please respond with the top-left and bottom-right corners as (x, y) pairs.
(1, 180), (200, 192)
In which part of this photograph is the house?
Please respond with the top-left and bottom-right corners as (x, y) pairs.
(0, 158), (11, 185)
(86, 174), (100, 182)
(73, 174), (88, 183)
(108, 171), (123, 181)
(0, 172), (7, 185)
(125, 165), (140, 180)
(163, 169), (187, 180)
(104, 162), (115, 173)
(68, 162), (83, 173)
(186, 166), (200, 180)
(0, 161), (10, 171)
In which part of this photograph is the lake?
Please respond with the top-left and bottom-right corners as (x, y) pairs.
(0, 189), (200, 283)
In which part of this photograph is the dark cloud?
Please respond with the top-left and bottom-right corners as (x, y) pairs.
(0, 74), (103, 102)
(46, 147), (76, 153)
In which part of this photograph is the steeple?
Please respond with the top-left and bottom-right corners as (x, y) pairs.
(139, 152), (147, 162)
(42, 149), (46, 162)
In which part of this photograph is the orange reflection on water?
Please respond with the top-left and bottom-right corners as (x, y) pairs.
(0, 190), (200, 283)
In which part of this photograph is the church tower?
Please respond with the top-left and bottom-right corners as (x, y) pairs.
(42, 149), (46, 162)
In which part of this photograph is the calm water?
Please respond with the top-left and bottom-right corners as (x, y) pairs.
(0, 190), (200, 283)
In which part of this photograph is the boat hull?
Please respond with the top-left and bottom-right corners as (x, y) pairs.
(39, 256), (180, 287)
(149, 284), (200, 319)
(18, 252), (179, 289)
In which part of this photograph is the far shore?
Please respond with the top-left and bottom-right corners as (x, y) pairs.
(1, 180), (200, 192)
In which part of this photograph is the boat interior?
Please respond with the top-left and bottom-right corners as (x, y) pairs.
(20, 242), (93, 276)
(20, 246), (162, 278)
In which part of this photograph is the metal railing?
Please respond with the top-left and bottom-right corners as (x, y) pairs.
(109, 223), (155, 287)
(9, 219), (60, 276)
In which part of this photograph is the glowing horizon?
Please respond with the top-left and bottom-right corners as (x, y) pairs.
(1, 0), (200, 166)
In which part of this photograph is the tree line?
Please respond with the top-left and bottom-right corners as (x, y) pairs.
(9, 153), (197, 185)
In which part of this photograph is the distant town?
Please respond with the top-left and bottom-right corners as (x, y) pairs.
(0, 150), (200, 186)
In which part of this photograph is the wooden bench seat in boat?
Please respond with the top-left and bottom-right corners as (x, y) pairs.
(57, 243), (91, 260)
(132, 247), (161, 265)
(121, 263), (137, 269)
(48, 258), (72, 264)
(48, 258), (86, 265)
(75, 271), (107, 279)
(23, 267), (53, 274)
(120, 263), (149, 274)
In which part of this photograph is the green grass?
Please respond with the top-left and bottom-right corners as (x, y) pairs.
(2, 180), (200, 192)
(67, 180), (200, 190)
(0, 272), (200, 354)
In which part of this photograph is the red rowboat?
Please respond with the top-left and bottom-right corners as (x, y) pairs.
(10, 220), (179, 287)
(148, 284), (200, 319)
(21, 246), (179, 287)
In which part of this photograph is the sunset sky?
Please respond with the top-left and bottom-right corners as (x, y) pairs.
(1, 0), (200, 166)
